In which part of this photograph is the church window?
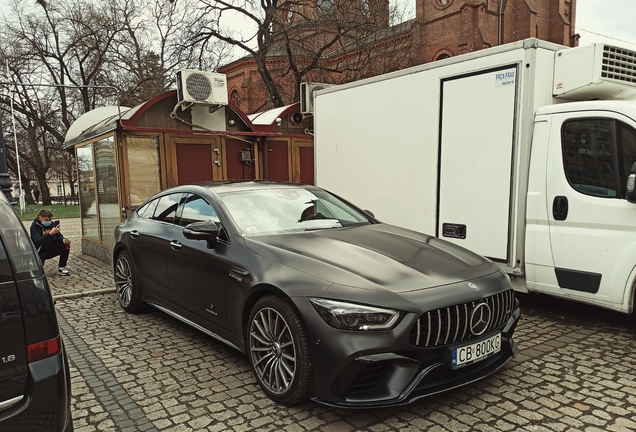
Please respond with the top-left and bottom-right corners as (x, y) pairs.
(361, 0), (371, 16)
(318, 0), (335, 13)
(230, 90), (240, 106)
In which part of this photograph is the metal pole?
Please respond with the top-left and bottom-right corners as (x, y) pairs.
(0, 111), (14, 204)
(498, 0), (504, 46)
(6, 61), (25, 213)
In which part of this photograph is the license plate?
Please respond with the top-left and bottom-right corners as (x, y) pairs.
(450, 333), (501, 369)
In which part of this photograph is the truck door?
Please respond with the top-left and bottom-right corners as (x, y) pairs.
(546, 112), (636, 306)
(438, 66), (518, 261)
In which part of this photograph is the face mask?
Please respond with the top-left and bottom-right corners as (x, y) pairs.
(41, 221), (52, 227)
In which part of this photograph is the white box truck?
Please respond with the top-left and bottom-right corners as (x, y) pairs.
(313, 38), (636, 313)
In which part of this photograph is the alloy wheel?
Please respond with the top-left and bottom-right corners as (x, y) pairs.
(114, 255), (132, 307)
(249, 307), (297, 395)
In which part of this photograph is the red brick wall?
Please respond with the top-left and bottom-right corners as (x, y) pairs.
(220, 0), (577, 113)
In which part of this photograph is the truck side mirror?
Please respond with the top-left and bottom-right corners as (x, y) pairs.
(626, 162), (636, 204)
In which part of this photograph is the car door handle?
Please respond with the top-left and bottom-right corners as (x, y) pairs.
(169, 240), (182, 251)
(552, 196), (569, 221)
(130, 230), (140, 239)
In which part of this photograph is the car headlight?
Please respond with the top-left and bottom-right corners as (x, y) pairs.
(309, 298), (400, 331)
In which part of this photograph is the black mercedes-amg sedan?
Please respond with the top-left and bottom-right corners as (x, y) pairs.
(112, 181), (520, 407)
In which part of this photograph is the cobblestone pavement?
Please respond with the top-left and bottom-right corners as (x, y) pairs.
(45, 219), (636, 432)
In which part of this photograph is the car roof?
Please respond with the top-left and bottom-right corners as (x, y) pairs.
(175, 181), (316, 195)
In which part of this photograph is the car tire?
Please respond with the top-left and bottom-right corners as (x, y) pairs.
(114, 250), (147, 313)
(247, 296), (312, 405)
(64, 418), (74, 432)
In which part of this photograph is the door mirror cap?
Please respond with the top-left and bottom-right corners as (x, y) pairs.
(183, 221), (219, 246)
(627, 162), (636, 204)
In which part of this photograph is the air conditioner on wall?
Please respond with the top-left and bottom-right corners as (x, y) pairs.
(300, 82), (334, 114)
(177, 69), (229, 105)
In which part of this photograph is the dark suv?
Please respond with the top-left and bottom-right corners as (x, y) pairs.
(0, 192), (73, 431)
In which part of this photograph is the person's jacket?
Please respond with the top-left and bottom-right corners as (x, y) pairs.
(30, 219), (63, 252)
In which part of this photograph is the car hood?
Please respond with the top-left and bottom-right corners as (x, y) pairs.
(244, 224), (497, 293)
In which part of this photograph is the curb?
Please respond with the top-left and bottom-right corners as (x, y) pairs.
(53, 288), (116, 301)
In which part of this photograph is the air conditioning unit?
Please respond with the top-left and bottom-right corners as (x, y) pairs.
(300, 82), (334, 114)
(554, 43), (636, 100)
(177, 70), (229, 105)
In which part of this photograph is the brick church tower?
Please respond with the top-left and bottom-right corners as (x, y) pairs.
(220, 0), (578, 114)
(412, 0), (578, 63)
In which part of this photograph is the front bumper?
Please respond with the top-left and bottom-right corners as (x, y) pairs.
(293, 296), (521, 408)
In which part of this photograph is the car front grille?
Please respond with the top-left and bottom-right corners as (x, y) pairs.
(410, 289), (516, 348)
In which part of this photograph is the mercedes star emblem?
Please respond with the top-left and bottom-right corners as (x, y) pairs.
(469, 302), (492, 336)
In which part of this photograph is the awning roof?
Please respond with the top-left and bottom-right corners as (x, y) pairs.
(63, 105), (136, 148)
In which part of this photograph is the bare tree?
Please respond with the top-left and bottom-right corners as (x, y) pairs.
(0, 0), (234, 205)
(0, 0), (124, 204)
(185, 0), (413, 109)
(103, 0), (234, 106)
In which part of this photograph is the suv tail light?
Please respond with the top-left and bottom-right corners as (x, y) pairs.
(27, 336), (61, 363)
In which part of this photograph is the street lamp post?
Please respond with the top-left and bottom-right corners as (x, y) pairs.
(0, 111), (14, 204)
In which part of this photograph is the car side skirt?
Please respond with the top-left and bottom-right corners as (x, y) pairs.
(148, 302), (243, 352)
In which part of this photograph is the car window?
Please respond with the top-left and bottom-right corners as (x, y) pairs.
(135, 201), (149, 217)
(0, 202), (41, 277)
(617, 121), (636, 198)
(137, 199), (158, 219)
(178, 194), (220, 227)
(561, 118), (636, 199)
(152, 193), (183, 224)
(562, 119), (616, 197)
(0, 238), (13, 283)
(221, 188), (370, 234)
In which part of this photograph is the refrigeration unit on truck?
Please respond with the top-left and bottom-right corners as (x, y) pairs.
(313, 38), (636, 314)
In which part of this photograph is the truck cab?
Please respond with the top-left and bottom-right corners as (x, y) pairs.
(526, 100), (636, 313)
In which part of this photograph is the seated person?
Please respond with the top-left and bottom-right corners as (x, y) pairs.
(30, 209), (72, 276)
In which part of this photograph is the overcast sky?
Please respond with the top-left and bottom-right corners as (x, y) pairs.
(575, 0), (636, 48)
(0, 0), (634, 52)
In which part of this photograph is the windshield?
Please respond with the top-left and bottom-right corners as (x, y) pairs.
(221, 188), (371, 234)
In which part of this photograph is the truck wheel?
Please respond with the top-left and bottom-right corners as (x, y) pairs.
(114, 251), (147, 313)
(247, 296), (312, 405)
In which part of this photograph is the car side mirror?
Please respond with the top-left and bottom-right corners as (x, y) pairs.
(183, 221), (218, 248)
(626, 162), (636, 204)
(364, 209), (375, 218)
